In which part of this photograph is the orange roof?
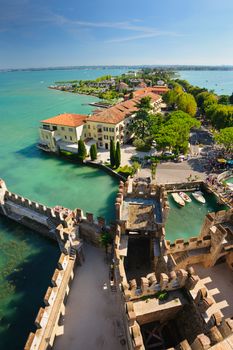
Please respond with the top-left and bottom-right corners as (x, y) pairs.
(88, 93), (161, 125)
(41, 113), (88, 127)
(132, 86), (169, 97)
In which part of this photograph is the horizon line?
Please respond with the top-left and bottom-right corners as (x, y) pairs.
(1, 63), (233, 72)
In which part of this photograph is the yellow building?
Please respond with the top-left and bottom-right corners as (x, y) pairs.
(38, 92), (162, 153)
(86, 92), (162, 149)
(38, 113), (88, 153)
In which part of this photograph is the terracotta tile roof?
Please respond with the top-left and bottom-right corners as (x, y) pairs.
(41, 113), (88, 127)
(132, 86), (168, 97)
(87, 93), (161, 125)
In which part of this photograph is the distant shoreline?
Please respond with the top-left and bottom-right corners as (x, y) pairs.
(1, 65), (233, 73)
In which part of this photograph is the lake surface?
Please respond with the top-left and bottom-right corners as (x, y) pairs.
(165, 191), (226, 242)
(0, 67), (127, 349)
(178, 70), (233, 95)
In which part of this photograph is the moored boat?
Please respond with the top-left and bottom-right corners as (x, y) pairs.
(179, 191), (192, 203)
(171, 193), (185, 206)
(192, 191), (206, 204)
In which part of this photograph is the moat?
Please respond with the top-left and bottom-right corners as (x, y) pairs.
(165, 191), (226, 242)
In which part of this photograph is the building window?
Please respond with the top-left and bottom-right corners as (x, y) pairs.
(116, 127), (118, 131)
(65, 136), (67, 139)
(99, 142), (103, 147)
(70, 136), (72, 141)
(42, 124), (50, 130)
(61, 127), (65, 131)
(68, 128), (73, 132)
(110, 136), (114, 140)
(84, 133), (86, 137)
(52, 126), (57, 131)
(104, 135), (108, 140)
(103, 127), (108, 132)
(88, 125), (90, 129)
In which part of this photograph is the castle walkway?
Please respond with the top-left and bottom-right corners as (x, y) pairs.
(54, 244), (126, 350)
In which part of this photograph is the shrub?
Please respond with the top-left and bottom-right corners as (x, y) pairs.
(110, 139), (116, 167)
(117, 165), (133, 177)
(77, 140), (87, 161)
(155, 291), (169, 301)
(90, 143), (97, 161)
(115, 141), (121, 168)
(133, 138), (151, 151)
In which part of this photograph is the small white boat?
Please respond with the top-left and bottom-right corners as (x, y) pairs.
(192, 191), (206, 204)
(171, 193), (185, 207)
(179, 191), (192, 203)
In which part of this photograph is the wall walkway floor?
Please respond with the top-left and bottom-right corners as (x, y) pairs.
(54, 244), (127, 350)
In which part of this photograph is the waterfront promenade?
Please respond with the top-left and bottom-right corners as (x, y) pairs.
(54, 244), (126, 350)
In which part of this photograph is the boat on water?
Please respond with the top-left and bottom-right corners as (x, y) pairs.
(179, 191), (192, 203)
(171, 193), (185, 207)
(192, 191), (206, 204)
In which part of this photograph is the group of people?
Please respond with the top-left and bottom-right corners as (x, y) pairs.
(206, 173), (233, 206)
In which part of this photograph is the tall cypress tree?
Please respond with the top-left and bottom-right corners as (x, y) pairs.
(115, 141), (121, 168)
(90, 143), (97, 160)
(77, 139), (87, 161)
(110, 139), (116, 167)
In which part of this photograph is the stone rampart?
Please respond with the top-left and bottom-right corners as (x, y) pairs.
(164, 181), (203, 192)
(165, 235), (211, 254)
(24, 253), (76, 350)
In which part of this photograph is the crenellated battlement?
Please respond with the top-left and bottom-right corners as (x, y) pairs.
(165, 235), (212, 254)
(120, 268), (199, 301)
(24, 252), (76, 350)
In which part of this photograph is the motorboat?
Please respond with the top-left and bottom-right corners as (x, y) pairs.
(179, 191), (192, 203)
(192, 191), (206, 204)
(171, 193), (185, 207)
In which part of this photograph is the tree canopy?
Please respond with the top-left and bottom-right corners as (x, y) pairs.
(77, 140), (87, 160)
(205, 104), (233, 129)
(214, 127), (233, 151)
(163, 86), (197, 116)
(154, 111), (201, 153)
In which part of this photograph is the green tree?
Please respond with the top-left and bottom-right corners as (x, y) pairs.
(214, 127), (233, 151)
(154, 111), (200, 153)
(195, 91), (217, 113)
(77, 139), (87, 160)
(229, 93), (233, 104)
(115, 141), (121, 168)
(131, 161), (141, 175)
(130, 96), (154, 141)
(206, 104), (233, 129)
(110, 139), (116, 167)
(99, 232), (113, 255)
(218, 95), (230, 105)
(176, 92), (197, 117)
(90, 143), (97, 161)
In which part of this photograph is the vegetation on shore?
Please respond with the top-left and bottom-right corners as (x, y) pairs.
(51, 68), (175, 101)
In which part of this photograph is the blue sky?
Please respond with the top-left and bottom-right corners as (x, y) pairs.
(1, 0), (233, 68)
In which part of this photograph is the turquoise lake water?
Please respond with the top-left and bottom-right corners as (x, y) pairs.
(165, 191), (226, 242)
(0, 67), (128, 349)
(227, 177), (233, 184)
(0, 67), (231, 348)
(178, 70), (233, 95)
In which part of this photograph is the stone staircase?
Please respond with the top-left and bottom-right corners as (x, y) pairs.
(174, 251), (189, 265)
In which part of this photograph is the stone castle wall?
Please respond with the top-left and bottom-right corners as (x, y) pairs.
(24, 253), (76, 350)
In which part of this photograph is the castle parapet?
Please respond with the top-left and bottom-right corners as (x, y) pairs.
(24, 252), (76, 350)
